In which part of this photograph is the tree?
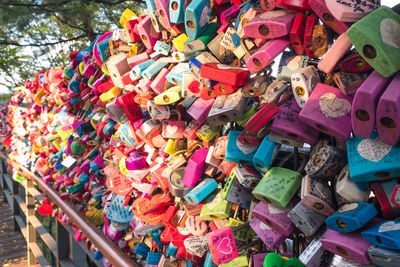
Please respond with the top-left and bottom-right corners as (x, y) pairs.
(0, 0), (145, 92)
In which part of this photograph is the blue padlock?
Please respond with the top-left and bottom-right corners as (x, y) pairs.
(184, 0), (211, 40)
(145, 0), (156, 12)
(184, 178), (218, 205)
(153, 41), (171, 56)
(347, 131), (400, 183)
(166, 243), (178, 257)
(253, 134), (278, 173)
(169, 0), (186, 23)
(325, 202), (378, 233)
(166, 63), (190, 85)
(78, 173), (89, 184)
(362, 220), (400, 250)
(225, 131), (257, 165)
(142, 59), (169, 80)
(134, 242), (150, 258)
(146, 252), (163, 265)
(130, 59), (154, 80)
(234, 1), (255, 30)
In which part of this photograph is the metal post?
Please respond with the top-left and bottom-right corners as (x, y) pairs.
(26, 178), (37, 265)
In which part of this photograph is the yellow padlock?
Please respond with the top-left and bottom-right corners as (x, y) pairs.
(172, 33), (188, 51)
(154, 86), (182, 105)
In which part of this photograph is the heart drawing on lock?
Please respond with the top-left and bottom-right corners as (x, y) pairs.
(217, 237), (233, 255)
(357, 138), (392, 162)
(319, 92), (351, 118)
(380, 18), (400, 49)
(166, 124), (178, 136)
(379, 221), (400, 233)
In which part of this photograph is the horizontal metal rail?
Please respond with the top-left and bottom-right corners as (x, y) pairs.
(1, 154), (138, 267)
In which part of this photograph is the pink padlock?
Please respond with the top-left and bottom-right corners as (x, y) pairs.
(376, 72), (400, 146)
(325, 0), (380, 22)
(318, 33), (352, 74)
(150, 68), (169, 95)
(246, 37), (290, 73)
(271, 97), (319, 145)
(352, 71), (391, 139)
(162, 120), (184, 139)
(308, 0), (351, 34)
(137, 15), (160, 50)
(243, 10), (296, 39)
(260, 0), (276, 11)
(155, 0), (173, 29)
(187, 98), (215, 124)
(127, 53), (149, 68)
(183, 148), (208, 187)
(206, 226), (239, 265)
(299, 83), (353, 140)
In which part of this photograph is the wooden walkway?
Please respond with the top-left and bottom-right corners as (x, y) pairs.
(0, 190), (28, 266)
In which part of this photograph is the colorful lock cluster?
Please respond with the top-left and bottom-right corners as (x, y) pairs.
(2, 0), (400, 266)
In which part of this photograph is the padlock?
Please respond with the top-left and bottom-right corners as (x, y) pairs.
(252, 167), (302, 208)
(391, 184), (400, 208)
(142, 58), (169, 80)
(169, 0), (187, 24)
(325, 202), (378, 233)
(250, 217), (286, 251)
(318, 32), (352, 74)
(351, 71), (391, 139)
(347, 6), (400, 78)
(184, 23), (219, 52)
(335, 165), (371, 203)
(126, 19), (141, 43)
(236, 8), (264, 38)
(137, 14), (160, 50)
(162, 121), (184, 139)
(368, 244), (400, 267)
(187, 98), (214, 124)
(301, 175), (335, 216)
(308, 0), (350, 34)
(154, 0), (172, 29)
(213, 136), (228, 160)
(304, 144), (346, 181)
(338, 50), (372, 73)
(184, 178), (218, 205)
(299, 83), (353, 140)
(243, 10), (296, 39)
(182, 147), (208, 187)
(105, 53), (131, 88)
(196, 123), (219, 143)
(182, 72), (202, 98)
(312, 24), (331, 58)
(362, 219), (400, 250)
(225, 131), (257, 165)
(246, 37), (291, 73)
(213, 83), (238, 96)
(151, 68), (170, 95)
(200, 63), (249, 87)
(298, 228), (332, 267)
(346, 131), (400, 183)
(166, 63), (190, 85)
(189, 52), (219, 89)
(303, 15), (316, 58)
(221, 169), (253, 209)
(258, 79), (289, 106)
(287, 200), (327, 237)
(252, 198), (297, 236)
(206, 226), (238, 265)
(320, 219), (380, 265)
(291, 65), (320, 108)
(220, 27), (240, 53)
(147, 100), (170, 120)
(154, 85), (182, 105)
(290, 12), (305, 55)
(207, 90), (248, 126)
(271, 97), (319, 145)
(326, 0), (380, 22)
(252, 135), (278, 174)
(277, 51), (309, 82)
(333, 71), (369, 96)
(371, 179), (400, 218)
(184, 0), (211, 40)
(200, 190), (232, 221)
(130, 59), (154, 80)
(376, 73), (400, 146)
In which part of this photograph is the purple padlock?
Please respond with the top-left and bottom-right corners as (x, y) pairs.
(376, 72), (400, 146)
(299, 83), (353, 140)
(187, 98), (215, 124)
(250, 217), (286, 251)
(320, 219), (380, 265)
(352, 71), (391, 139)
(271, 97), (319, 145)
(252, 198), (298, 236)
(125, 151), (148, 170)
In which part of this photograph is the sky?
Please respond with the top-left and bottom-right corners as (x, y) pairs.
(0, 0), (398, 95)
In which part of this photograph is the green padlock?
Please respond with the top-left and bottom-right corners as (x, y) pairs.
(347, 6), (400, 78)
(200, 190), (232, 220)
(252, 167), (302, 208)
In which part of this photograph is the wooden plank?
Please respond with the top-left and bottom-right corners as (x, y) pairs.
(14, 194), (27, 215)
(29, 242), (51, 267)
(27, 186), (44, 202)
(28, 215), (57, 256)
(3, 188), (13, 209)
(15, 214), (27, 238)
(4, 172), (13, 190)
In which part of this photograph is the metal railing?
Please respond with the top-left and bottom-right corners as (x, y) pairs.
(0, 153), (138, 267)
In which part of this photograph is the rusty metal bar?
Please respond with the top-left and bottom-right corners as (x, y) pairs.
(3, 155), (138, 267)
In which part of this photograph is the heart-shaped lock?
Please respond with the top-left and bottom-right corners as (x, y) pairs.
(131, 194), (172, 225)
(184, 235), (209, 256)
(37, 199), (53, 216)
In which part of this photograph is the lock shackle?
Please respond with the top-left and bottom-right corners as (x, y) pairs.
(277, 152), (307, 173)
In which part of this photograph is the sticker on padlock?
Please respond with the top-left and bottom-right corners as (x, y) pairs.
(301, 175), (335, 216)
(250, 217), (286, 251)
(221, 170), (253, 209)
(291, 65), (320, 108)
